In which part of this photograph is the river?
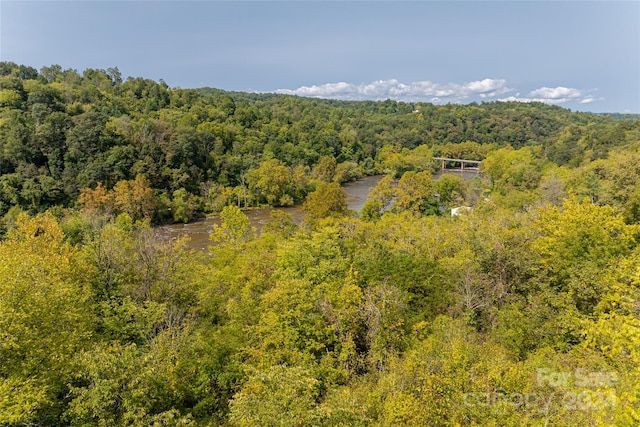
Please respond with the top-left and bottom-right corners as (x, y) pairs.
(159, 171), (482, 251)
(157, 175), (385, 251)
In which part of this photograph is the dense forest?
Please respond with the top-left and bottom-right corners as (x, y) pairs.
(2, 61), (638, 224)
(2, 62), (640, 425)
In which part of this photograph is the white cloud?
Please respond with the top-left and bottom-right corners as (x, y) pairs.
(275, 80), (600, 107)
(497, 95), (573, 105)
(529, 86), (582, 99)
(466, 78), (510, 98)
(277, 82), (357, 98)
(275, 78), (512, 102)
(498, 86), (599, 106)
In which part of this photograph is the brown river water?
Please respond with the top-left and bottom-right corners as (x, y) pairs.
(158, 171), (481, 251)
(157, 175), (385, 251)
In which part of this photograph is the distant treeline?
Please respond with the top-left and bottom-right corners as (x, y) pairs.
(1, 61), (638, 223)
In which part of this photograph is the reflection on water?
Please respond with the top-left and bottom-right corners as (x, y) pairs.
(157, 175), (384, 251)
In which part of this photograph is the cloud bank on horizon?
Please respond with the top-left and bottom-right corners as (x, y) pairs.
(275, 78), (597, 106)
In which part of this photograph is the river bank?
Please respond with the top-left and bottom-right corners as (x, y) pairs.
(157, 175), (385, 251)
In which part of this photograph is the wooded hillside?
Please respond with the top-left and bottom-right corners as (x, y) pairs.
(2, 62), (640, 426)
(2, 62), (637, 223)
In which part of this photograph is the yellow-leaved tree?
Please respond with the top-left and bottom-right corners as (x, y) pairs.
(0, 213), (92, 425)
(583, 249), (640, 425)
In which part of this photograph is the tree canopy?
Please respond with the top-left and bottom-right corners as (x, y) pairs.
(1, 61), (638, 225)
(2, 61), (640, 426)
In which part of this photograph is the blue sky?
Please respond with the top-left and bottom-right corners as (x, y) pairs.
(1, 1), (638, 113)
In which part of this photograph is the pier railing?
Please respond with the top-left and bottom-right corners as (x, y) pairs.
(433, 157), (481, 172)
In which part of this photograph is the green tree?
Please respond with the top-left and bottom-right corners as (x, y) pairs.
(171, 187), (199, 223)
(112, 174), (157, 221)
(434, 173), (465, 209)
(66, 333), (202, 426)
(210, 205), (255, 245)
(624, 183), (640, 224)
(0, 213), (92, 424)
(262, 209), (297, 237)
(532, 198), (637, 289)
(313, 155), (337, 183)
(229, 365), (321, 427)
(246, 159), (293, 206)
(393, 170), (438, 215)
(302, 182), (348, 221)
(482, 146), (543, 194)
